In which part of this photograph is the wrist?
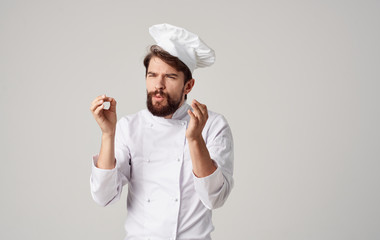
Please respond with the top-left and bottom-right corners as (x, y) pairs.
(102, 132), (115, 140)
(186, 135), (204, 144)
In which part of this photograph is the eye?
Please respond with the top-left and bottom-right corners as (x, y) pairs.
(166, 75), (177, 80)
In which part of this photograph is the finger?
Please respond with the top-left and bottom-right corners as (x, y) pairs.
(91, 94), (114, 107)
(90, 102), (99, 112)
(92, 94), (107, 105)
(94, 104), (104, 115)
(108, 98), (117, 112)
(90, 94), (116, 111)
(191, 100), (204, 119)
(90, 99), (104, 112)
(99, 97), (114, 107)
(187, 109), (199, 123)
(188, 109), (195, 119)
(104, 96), (114, 102)
(193, 99), (208, 117)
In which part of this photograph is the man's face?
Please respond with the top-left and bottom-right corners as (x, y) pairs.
(146, 57), (187, 118)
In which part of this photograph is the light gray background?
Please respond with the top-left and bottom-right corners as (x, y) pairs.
(1, 0), (379, 239)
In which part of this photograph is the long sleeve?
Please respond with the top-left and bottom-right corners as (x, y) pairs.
(193, 114), (234, 210)
(90, 118), (131, 207)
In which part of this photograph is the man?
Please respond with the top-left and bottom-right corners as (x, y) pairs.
(89, 23), (234, 240)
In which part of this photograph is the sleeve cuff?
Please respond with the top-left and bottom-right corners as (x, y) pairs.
(193, 160), (225, 197)
(90, 154), (121, 206)
(91, 154), (118, 183)
(92, 154), (117, 171)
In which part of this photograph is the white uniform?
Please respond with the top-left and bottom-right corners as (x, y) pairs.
(90, 102), (234, 240)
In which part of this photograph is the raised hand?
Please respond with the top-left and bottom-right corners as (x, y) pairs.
(89, 94), (117, 136)
(186, 99), (208, 141)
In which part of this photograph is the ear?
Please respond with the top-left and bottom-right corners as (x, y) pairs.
(184, 78), (195, 95)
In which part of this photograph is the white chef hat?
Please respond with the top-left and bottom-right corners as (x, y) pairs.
(149, 23), (215, 73)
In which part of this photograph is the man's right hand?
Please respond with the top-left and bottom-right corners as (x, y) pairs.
(90, 94), (117, 136)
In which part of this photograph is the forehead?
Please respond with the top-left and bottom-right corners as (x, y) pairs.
(148, 57), (181, 75)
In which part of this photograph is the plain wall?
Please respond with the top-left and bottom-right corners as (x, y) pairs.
(1, 0), (379, 239)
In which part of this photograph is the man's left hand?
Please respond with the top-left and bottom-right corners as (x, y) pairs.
(186, 99), (208, 141)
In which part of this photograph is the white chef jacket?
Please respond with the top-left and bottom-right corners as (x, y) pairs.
(90, 102), (234, 240)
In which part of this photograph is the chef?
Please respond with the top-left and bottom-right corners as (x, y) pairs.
(89, 23), (234, 240)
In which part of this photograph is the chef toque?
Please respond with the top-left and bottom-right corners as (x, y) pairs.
(149, 23), (215, 73)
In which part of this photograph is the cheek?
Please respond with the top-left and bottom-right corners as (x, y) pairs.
(172, 81), (185, 91)
(168, 84), (184, 96)
(146, 80), (154, 91)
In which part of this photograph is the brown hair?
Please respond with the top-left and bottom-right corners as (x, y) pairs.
(143, 45), (192, 99)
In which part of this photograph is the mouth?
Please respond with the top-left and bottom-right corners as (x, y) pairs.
(153, 94), (165, 101)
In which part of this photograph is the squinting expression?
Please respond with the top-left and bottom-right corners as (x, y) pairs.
(146, 57), (186, 117)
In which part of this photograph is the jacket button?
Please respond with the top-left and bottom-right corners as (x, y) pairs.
(147, 199), (150, 203)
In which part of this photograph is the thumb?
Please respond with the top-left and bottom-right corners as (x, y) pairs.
(109, 98), (117, 112)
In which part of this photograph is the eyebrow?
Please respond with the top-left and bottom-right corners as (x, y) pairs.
(165, 73), (178, 78)
(147, 72), (178, 77)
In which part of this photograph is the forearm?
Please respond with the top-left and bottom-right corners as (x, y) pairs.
(97, 133), (116, 169)
(187, 136), (216, 178)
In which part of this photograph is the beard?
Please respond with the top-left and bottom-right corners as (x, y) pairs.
(146, 89), (184, 117)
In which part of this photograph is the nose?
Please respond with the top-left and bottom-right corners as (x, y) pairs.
(155, 75), (165, 90)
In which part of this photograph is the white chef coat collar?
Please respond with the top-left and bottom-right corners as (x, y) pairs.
(171, 101), (191, 120)
(150, 101), (191, 124)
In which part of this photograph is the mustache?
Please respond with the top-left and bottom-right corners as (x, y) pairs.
(148, 90), (168, 98)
